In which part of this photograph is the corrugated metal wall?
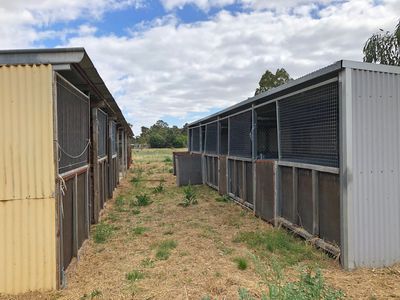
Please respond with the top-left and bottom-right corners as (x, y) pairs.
(0, 65), (56, 293)
(348, 68), (400, 267)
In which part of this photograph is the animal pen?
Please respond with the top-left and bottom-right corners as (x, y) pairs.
(0, 48), (132, 294)
(176, 60), (400, 270)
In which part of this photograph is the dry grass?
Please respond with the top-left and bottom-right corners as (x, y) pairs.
(2, 148), (400, 299)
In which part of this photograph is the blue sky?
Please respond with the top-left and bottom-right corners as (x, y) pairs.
(0, 0), (399, 134)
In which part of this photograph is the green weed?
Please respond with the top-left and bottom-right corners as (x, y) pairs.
(93, 222), (115, 244)
(234, 257), (248, 270)
(80, 289), (102, 299)
(179, 184), (198, 207)
(216, 194), (231, 203)
(126, 270), (145, 282)
(134, 194), (152, 206)
(265, 269), (344, 300)
(155, 240), (177, 260)
(131, 226), (149, 235)
(153, 182), (164, 194)
(131, 208), (141, 215)
(141, 258), (155, 268)
(163, 156), (172, 163)
(234, 229), (321, 266)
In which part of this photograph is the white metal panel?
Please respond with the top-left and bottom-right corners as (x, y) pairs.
(349, 68), (400, 267)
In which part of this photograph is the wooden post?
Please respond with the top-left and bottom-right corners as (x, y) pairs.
(91, 107), (100, 223)
(312, 170), (319, 235)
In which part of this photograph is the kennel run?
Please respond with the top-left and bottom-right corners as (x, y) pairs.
(175, 60), (400, 270)
(0, 48), (132, 294)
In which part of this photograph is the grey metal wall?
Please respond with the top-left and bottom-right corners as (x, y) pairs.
(344, 68), (400, 268)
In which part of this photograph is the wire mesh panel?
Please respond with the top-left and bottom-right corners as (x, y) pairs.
(219, 120), (228, 155)
(278, 82), (339, 167)
(111, 121), (117, 155)
(205, 122), (218, 154)
(229, 111), (252, 158)
(98, 109), (108, 158)
(57, 76), (90, 173)
(192, 127), (200, 152)
(257, 104), (278, 159)
(188, 129), (193, 151)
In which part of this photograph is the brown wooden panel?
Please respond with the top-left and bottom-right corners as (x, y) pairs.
(62, 179), (74, 270)
(280, 166), (295, 222)
(237, 161), (243, 199)
(245, 162), (253, 205)
(173, 151), (189, 175)
(297, 168), (313, 233)
(77, 172), (88, 249)
(319, 172), (340, 245)
(255, 160), (275, 221)
(218, 156), (227, 195)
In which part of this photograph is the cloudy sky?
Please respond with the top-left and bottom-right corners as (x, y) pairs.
(1, 0), (399, 133)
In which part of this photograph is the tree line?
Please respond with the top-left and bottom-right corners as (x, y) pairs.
(134, 120), (188, 148)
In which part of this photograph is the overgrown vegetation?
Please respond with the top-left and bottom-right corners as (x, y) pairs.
(234, 229), (323, 267)
(93, 222), (115, 244)
(80, 289), (102, 299)
(179, 184), (198, 207)
(155, 240), (177, 260)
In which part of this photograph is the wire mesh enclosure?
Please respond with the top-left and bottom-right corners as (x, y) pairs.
(192, 127), (200, 152)
(57, 76), (90, 173)
(278, 82), (339, 167)
(98, 109), (108, 158)
(201, 126), (206, 152)
(205, 122), (218, 154)
(111, 121), (117, 155)
(229, 111), (252, 158)
(256, 104), (278, 159)
(219, 119), (228, 155)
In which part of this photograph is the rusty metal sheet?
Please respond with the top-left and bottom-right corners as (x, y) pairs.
(280, 166), (295, 223)
(245, 162), (253, 204)
(319, 172), (340, 246)
(297, 168), (313, 233)
(255, 160), (275, 222)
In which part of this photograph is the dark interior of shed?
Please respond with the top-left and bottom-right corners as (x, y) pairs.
(256, 103), (278, 160)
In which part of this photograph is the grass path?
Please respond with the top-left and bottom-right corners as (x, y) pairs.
(4, 149), (400, 300)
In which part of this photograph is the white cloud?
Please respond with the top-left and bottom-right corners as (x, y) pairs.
(0, 0), (399, 134)
(0, 0), (143, 48)
(160, 0), (235, 11)
(59, 0), (400, 133)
